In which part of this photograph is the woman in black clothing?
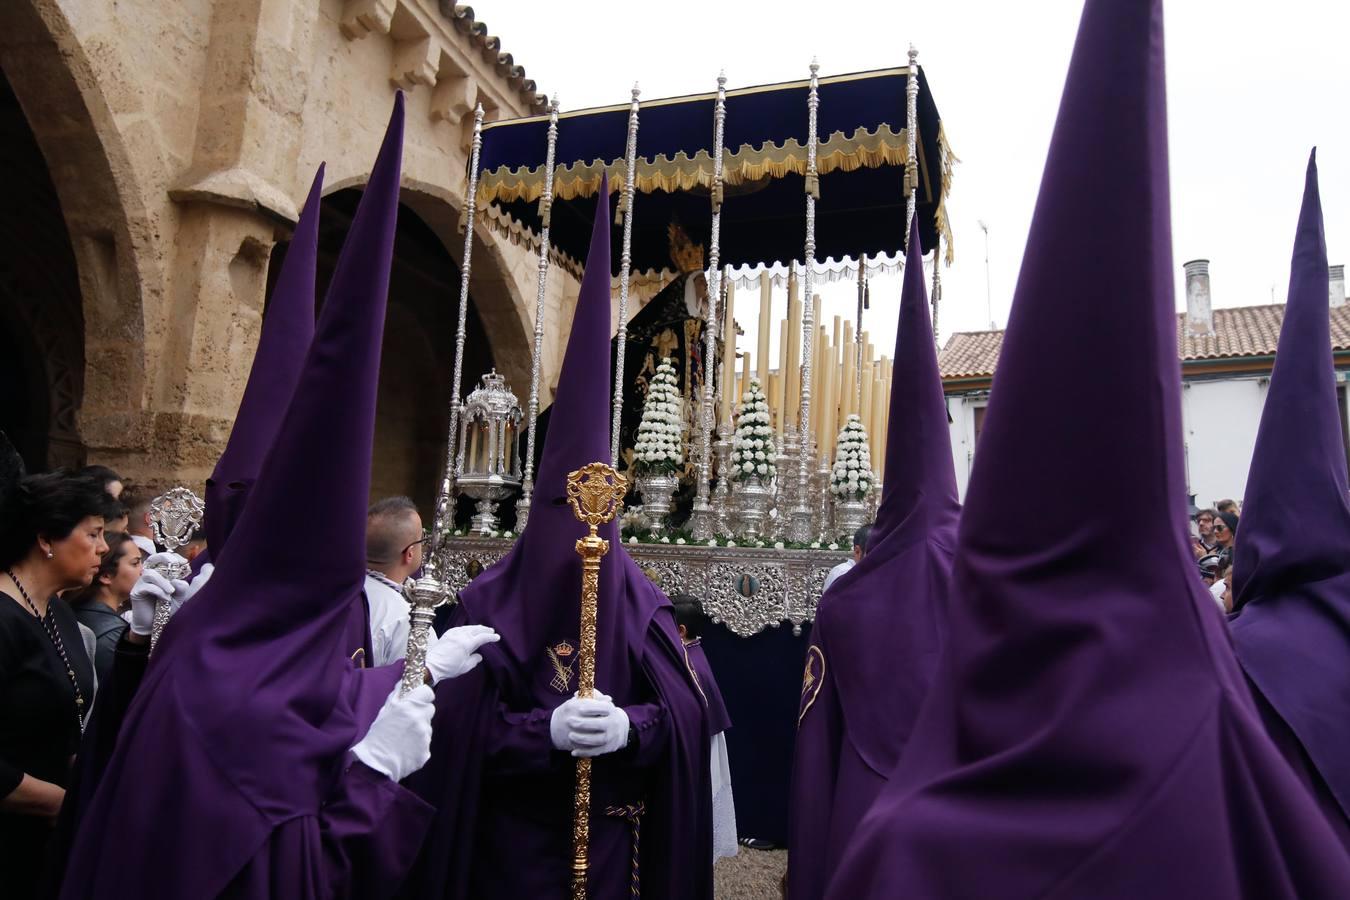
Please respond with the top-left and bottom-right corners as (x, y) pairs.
(0, 470), (107, 899)
(69, 532), (141, 685)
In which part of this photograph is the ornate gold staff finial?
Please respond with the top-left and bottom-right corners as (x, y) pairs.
(565, 462), (627, 900)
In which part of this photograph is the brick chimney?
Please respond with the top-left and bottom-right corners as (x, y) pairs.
(1331, 264), (1346, 309)
(1183, 259), (1214, 336)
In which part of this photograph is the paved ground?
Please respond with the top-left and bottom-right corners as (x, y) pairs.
(714, 849), (787, 899)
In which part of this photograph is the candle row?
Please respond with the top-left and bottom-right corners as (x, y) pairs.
(717, 271), (894, 482)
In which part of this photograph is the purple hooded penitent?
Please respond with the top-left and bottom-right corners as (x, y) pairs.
(61, 94), (425, 899)
(205, 165), (321, 559)
(1229, 151), (1350, 843)
(786, 211), (958, 900)
(401, 177), (713, 900)
(826, 3), (1350, 898)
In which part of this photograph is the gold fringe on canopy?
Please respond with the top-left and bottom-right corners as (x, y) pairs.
(478, 123), (913, 206)
(935, 122), (959, 266)
(478, 118), (957, 267)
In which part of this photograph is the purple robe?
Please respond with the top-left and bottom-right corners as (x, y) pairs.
(826, 3), (1350, 897)
(61, 95), (430, 899)
(1229, 152), (1350, 844)
(685, 638), (731, 735)
(787, 210), (958, 900)
(402, 176), (713, 900)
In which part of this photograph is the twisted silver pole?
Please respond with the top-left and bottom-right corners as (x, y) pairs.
(432, 104), (484, 553)
(856, 253), (867, 416)
(931, 233), (942, 341)
(611, 84), (641, 467)
(689, 71), (728, 541)
(904, 45), (920, 253)
(517, 95), (560, 531)
(789, 59), (821, 543)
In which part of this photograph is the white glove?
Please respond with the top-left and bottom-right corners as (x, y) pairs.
(424, 624), (500, 684)
(549, 691), (631, 758)
(350, 683), (436, 782)
(128, 569), (174, 636)
(175, 563), (214, 609)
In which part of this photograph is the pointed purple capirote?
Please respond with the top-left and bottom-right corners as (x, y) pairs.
(62, 94), (429, 899)
(826, 3), (1350, 898)
(203, 165), (323, 561)
(401, 177), (713, 900)
(1230, 151), (1350, 839)
(787, 213), (959, 900)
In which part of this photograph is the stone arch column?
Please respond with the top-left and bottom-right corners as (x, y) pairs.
(0, 0), (158, 474)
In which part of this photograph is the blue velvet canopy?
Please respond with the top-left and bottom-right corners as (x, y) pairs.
(474, 66), (953, 278)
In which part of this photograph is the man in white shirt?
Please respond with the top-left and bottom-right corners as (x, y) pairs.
(363, 496), (422, 666)
(125, 494), (158, 558)
(822, 524), (873, 594)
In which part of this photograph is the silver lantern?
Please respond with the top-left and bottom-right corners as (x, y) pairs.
(456, 371), (523, 535)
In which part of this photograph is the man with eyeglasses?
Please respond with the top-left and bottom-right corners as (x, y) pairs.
(364, 496), (425, 666)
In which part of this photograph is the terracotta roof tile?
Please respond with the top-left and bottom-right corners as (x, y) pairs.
(939, 303), (1350, 381)
(441, 3), (548, 113)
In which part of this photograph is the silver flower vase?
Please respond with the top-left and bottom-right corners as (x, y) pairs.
(735, 476), (772, 540)
(637, 472), (679, 530)
(833, 495), (868, 540)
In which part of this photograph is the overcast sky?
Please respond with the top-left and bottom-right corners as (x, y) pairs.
(479, 0), (1348, 358)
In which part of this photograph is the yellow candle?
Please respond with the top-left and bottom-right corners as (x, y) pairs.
(777, 318), (790, 435)
(817, 334), (834, 453)
(814, 324), (827, 450)
(860, 362), (874, 444)
(785, 273), (801, 430)
(739, 351), (751, 410)
(720, 281), (737, 426)
(757, 272), (772, 389)
(874, 358), (885, 477)
(872, 364), (888, 478)
(767, 371), (778, 429)
(841, 321), (855, 419)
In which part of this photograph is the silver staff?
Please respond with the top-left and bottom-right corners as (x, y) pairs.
(789, 59), (822, 543)
(147, 486), (205, 652)
(518, 95), (561, 531)
(689, 71), (728, 541)
(611, 84), (641, 467)
(400, 568), (450, 695)
(431, 104), (485, 567)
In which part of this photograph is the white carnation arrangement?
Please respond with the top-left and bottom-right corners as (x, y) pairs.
(830, 414), (874, 500)
(730, 377), (776, 483)
(633, 357), (684, 476)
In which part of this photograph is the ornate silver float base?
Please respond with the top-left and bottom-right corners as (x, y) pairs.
(470, 498), (502, 534)
(834, 496), (868, 540)
(636, 473), (679, 530)
(688, 499), (715, 541)
(735, 477), (772, 539)
(436, 535), (847, 637)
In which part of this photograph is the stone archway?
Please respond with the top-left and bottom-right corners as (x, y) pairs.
(0, 67), (86, 470)
(288, 188), (506, 515)
(0, 0), (156, 474)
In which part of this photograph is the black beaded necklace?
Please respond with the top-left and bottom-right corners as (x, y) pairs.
(6, 568), (86, 733)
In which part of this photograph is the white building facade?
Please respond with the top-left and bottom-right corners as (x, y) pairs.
(941, 262), (1350, 507)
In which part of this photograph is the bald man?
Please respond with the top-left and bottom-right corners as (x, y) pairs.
(364, 496), (422, 666)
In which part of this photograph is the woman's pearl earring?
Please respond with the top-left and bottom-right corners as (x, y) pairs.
(45, 551), (53, 559)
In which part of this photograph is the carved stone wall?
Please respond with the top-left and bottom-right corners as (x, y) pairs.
(0, 0), (574, 498)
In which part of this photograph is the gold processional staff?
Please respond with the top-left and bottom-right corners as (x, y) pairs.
(565, 462), (627, 900)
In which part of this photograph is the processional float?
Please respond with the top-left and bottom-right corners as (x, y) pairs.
(425, 52), (954, 636)
(424, 52), (955, 896)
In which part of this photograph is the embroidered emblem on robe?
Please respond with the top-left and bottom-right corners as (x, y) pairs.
(547, 641), (577, 693)
(798, 644), (826, 725)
